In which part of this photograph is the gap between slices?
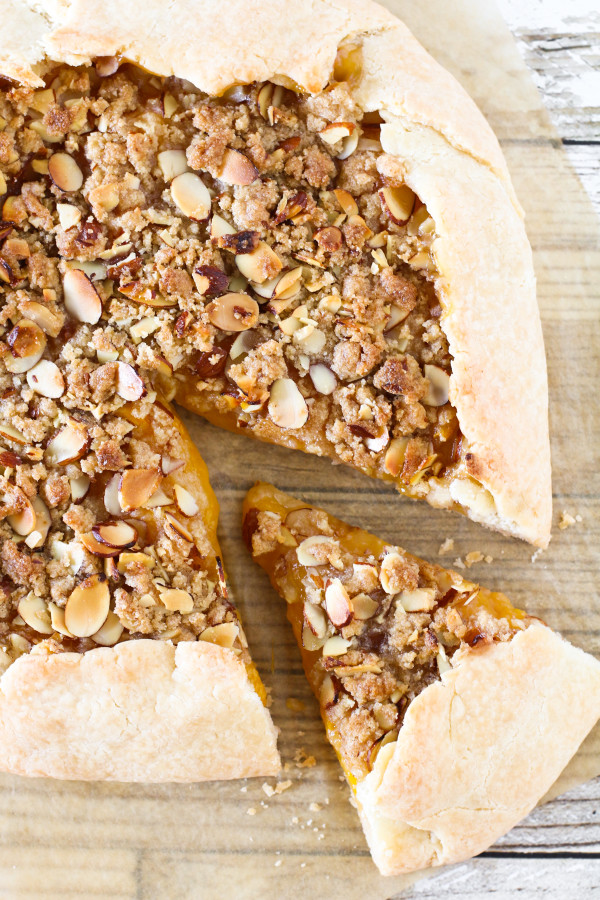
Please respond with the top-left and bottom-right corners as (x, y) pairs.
(242, 482), (600, 873)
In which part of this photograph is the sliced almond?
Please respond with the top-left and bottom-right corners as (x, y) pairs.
(118, 469), (162, 513)
(46, 419), (89, 466)
(423, 364), (450, 406)
(57, 203), (82, 230)
(173, 484), (199, 517)
(319, 122), (354, 145)
(257, 82), (275, 119)
(333, 188), (358, 217)
(164, 512), (193, 543)
(161, 456), (185, 476)
(384, 437), (409, 477)
(379, 185), (416, 225)
(88, 183), (120, 212)
(116, 362), (145, 401)
(235, 242), (282, 284)
(398, 587), (437, 612)
(29, 88), (55, 115)
(206, 292), (259, 332)
(17, 595), (54, 635)
(19, 300), (63, 338)
(26, 359), (65, 399)
(325, 579), (353, 627)
(48, 602), (74, 637)
(304, 601), (328, 639)
(117, 551), (154, 573)
(294, 325), (326, 354)
(210, 214), (236, 240)
(28, 496), (51, 547)
(80, 531), (122, 558)
(170, 172), (211, 220)
(352, 593), (379, 620)
(320, 674), (337, 707)
(104, 473), (122, 515)
(273, 266), (303, 300)
(322, 635), (351, 657)
(5, 320), (46, 373)
(199, 622), (239, 648)
(365, 427), (389, 453)
(48, 153), (83, 192)
(92, 521), (137, 549)
(218, 149), (259, 186)
(68, 259), (107, 282)
(229, 329), (259, 361)
(160, 588), (194, 614)
(144, 487), (172, 509)
(296, 535), (332, 567)
(65, 574), (110, 638)
(302, 623), (328, 652)
(91, 610), (124, 646)
(158, 149), (188, 182)
(337, 128), (360, 160)
(62, 268), (102, 324)
(70, 474), (90, 502)
(95, 56), (120, 77)
(309, 363), (337, 396)
(268, 378), (308, 429)
(163, 93), (178, 118)
(7, 497), (36, 536)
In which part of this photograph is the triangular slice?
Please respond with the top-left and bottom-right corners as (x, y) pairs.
(0, 402), (279, 781)
(243, 482), (600, 874)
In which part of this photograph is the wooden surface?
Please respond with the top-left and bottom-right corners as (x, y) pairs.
(1, 2), (599, 898)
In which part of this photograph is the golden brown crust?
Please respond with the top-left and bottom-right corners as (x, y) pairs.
(0, 639), (280, 780)
(355, 624), (600, 874)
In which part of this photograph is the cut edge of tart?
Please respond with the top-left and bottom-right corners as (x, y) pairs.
(243, 482), (600, 874)
(2, 0), (551, 555)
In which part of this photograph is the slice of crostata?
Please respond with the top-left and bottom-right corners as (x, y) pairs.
(243, 482), (600, 874)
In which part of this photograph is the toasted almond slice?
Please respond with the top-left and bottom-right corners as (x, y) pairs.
(95, 56), (120, 77)
(333, 188), (358, 217)
(170, 172), (211, 220)
(296, 535), (332, 567)
(319, 122), (354, 145)
(337, 128), (360, 160)
(309, 363), (337, 396)
(206, 292), (259, 332)
(91, 610), (124, 646)
(423, 364), (450, 406)
(0, 423), (26, 445)
(88, 182), (120, 212)
(302, 622), (327, 652)
(294, 325), (326, 354)
(104, 473), (122, 515)
(268, 378), (308, 429)
(80, 531), (122, 558)
(69, 473), (90, 502)
(46, 419), (89, 466)
(210, 214), (236, 240)
(218, 148), (259, 186)
(158, 149), (188, 182)
(92, 521), (137, 549)
(65, 574), (110, 638)
(352, 593), (379, 620)
(57, 203), (82, 230)
(384, 302), (411, 333)
(173, 484), (199, 517)
(29, 88), (55, 115)
(322, 635), (351, 657)
(144, 487), (172, 509)
(68, 259), (107, 282)
(384, 437), (409, 477)
(379, 185), (416, 225)
(325, 579), (353, 627)
(164, 512), (193, 543)
(160, 588), (194, 613)
(116, 362), (145, 401)
(48, 602), (74, 637)
(5, 320), (46, 373)
(398, 587), (437, 612)
(303, 601), (328, 638)
(19, 300), (63, 337)
(320, 674), (337, 706)
(62, 268), (102, 324)
(229, 329), (259, 361)
(365, 427), (390, 453)
(118, 469), (162, 513)
(48, 152), (83, 192)
(257, 82), (274, 119)
(235, 242), (282, 284)
(7, 497), (36, 536)
(379, 552), (404, 594)
(26, 359), (65, 399)
(161, 456), (185, 476)
(163, 93), (178, 118)
(273, 266), (303, 300)
(335, 663), (382, 677)
(50, 539), (84, 574)
(199, 622), (239, 648)
(117, 551), (154, 573)
(18, 595), (54, 635)
(30, 496), (51, 547)
(408, 249), (433, 271)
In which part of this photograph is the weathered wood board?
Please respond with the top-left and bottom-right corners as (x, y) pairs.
(1, 1), (599, 897)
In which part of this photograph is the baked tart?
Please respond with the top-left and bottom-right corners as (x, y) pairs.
(243, 482), (600, 874)
(1, 0), (551, 547)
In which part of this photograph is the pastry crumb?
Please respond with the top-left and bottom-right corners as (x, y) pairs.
(262, 779), (293, 797)
(286, 697), (306, 712)
(247, 807), (257, 816)
(309, 801), (323, 812)
(438, 538), (454, 556)
(453, 556), (466, 570)
(559, 511), (582, 530)
(294, 748), (317, 768)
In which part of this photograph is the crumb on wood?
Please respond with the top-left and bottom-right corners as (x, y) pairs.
(262, 779), (293, 797)
(286, 697), (306, 712)
(559, 510), (582, 530)
(294, 748), (316, 768)
(453, 556), (466, 570)
(438, 537), (454, 556)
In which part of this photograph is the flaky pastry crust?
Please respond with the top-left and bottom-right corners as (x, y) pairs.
(2, 0), (551, 546)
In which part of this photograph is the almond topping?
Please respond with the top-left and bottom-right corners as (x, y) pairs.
(144, 487), (172, 508)
(322, 635), (351, 657)
(352, 593), (379, 620)
(7, 497), (36, 536)
(69, 474), (90, 502)
(80, 531), (122, 558)
(206, 292), (259, 332)
(19, 300), (62, 337)
(104, 473), (122, 515)
(325, 579), (353, 627)
(46, 419), (90, 465)
(173, 484), (199, 517)
(164, 512), (193, 543)
(57, 203), (82, 230)
(92, 521), (137, 549)
(423, 364), (450, 406)
(199, 622), (239, 648)
(398, 587), (437, 612)
(337, 128), (360, 160)
(118, 469), (162, 512)
(235, 242), (282, 284)
(333, 188), (358, 217)
(0, 423), (26, 445)
(218, 148), (259, 186)
(91, 610), (124, 646)
(5, 320), (46, 373)
(48, 602), (74, 637)
(62, 268), (102, 324)
(88, 183), (120, 212)
(268, 378), (308, 429)
(116, 362), (145, 401)
(160, 588), (194, 613)
(17, 595), (53, 635)
(210, 214), (236, 240)
(319, 122), (354, 145)
(158, 149), (188, 182)
(384, 437), (409, 477)
(379, 185), (416, 225)
(309, 363), (337, 395)
(65, 574), (110, 638)
(48, 152), (84, 192)
(170, 172), (211, 220)
(304, 601), (328, 638)
(296, 535), (332, 567)
(26, 359), (65, 398)
(161, 456), (185, 476)
(117, 551), (154, 573)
